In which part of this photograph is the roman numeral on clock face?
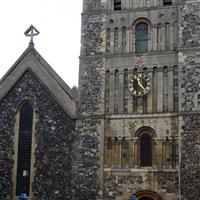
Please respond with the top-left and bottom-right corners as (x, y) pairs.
(128, 73), (151, 96)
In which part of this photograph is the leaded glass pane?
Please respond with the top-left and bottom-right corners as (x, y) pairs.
(16, 103), (33, 196)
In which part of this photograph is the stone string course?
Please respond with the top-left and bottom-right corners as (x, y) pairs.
(0, 72), (75, 200)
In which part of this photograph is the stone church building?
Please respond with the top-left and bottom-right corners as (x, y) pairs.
(0, 0), (200, 200)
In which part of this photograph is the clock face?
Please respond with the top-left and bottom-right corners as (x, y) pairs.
(129, 73), (151, 96)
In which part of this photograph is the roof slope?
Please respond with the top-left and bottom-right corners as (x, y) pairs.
(0, 45), (76, 118)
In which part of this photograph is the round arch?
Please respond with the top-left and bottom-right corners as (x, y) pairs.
(132, 17), (151, 27)
(135, 126), (156, 138)
(132, 190), (163, 200)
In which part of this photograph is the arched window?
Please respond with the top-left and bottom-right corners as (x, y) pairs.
(16, 102), (33, 196)
(140, 133), (152, 166)
(114, 0), (121, 10)
(135, 23), (148, 53)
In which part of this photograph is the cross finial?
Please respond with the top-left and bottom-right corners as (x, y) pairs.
(24, 25), (40, 47)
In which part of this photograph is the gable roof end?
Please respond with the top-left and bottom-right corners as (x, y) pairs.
(0, 45), (76, 118)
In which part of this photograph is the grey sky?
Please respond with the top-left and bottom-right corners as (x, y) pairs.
(0, 0), (82, 88)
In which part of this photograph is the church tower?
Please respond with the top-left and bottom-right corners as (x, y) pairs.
(76, 0), (200, 199)
(0, 1), (199, 199)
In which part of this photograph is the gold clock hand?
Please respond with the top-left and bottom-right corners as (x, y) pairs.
(137, 77), (147, 92)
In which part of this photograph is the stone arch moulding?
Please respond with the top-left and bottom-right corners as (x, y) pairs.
(135, 126), (156, 137)
(132, 17), (152, 27)
(16, 100), (35, 113)
(135, 190), (163, 200)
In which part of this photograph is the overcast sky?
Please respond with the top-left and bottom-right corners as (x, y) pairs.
(0, 0), (82, 88)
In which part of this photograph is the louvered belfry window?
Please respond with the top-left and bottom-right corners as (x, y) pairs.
(16, 102), (33, 196)
(140, 133), (152, 166)
(135, 23), (148, 53)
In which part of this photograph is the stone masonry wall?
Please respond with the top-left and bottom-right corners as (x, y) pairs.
(179, 52), (200, 111)
(181, 115), (200, 199)
(80, 13), (105, 56)
(73, 3), (106, 198)
(72, 118), (102, 199)
(179, 2), (200, 199)
(104, 172), (179, 200)
(0, 71), (75, 200)
(78, 57), (104, 115)
(181, 2), (200, 48)
(83, 0), (106, 11)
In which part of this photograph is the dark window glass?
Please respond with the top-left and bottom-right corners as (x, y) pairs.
(135, 23), (148, 53)
(16, 103), (33, 196)
(140, 133), (152, 166)
(114, 0), (121, 10)
(107, 138), (112, 150)
(198, 94), (200, 106)
(163, 0), (172, 6)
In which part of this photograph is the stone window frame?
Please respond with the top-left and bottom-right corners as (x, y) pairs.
(136, 126), (156, 167)
(133, 18), (152, 54)
(12, 100), (37, 200)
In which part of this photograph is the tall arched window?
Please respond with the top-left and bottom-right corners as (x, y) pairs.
(140, 133), (152, 166)
(135, 23), (148, 53)
(16, 102), (33, 196)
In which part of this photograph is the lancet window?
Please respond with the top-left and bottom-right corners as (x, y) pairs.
(16, 102), (33, 196)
